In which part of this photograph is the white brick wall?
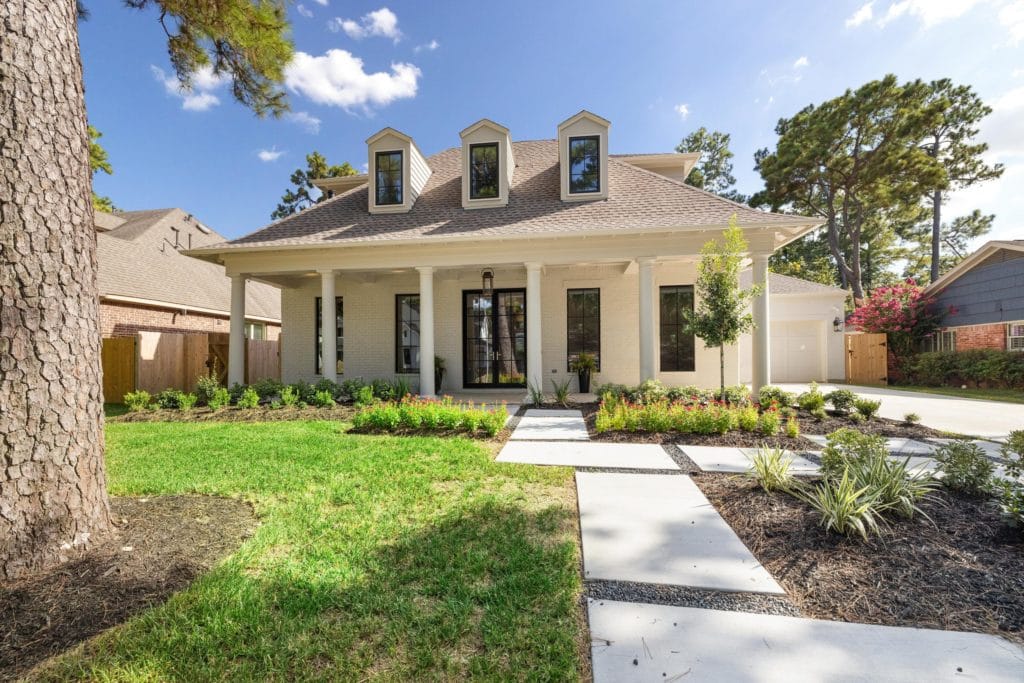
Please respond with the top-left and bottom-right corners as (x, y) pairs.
(280, 263), (741, 390)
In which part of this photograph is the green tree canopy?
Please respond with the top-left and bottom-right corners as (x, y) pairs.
(88, 125), (116, 212)
(675, 127), (748, 202)
(901, 209), (995, 282)
(272, 152), (358, 219)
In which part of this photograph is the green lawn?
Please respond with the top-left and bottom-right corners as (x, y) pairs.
(892, 385), (1024, 405)
(36, 421), (584, 681)
(104, 403), (129, 418)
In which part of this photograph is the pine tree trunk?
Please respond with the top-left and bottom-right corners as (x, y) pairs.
(1, 0), (112, 580)
(930, 189), (942, 283)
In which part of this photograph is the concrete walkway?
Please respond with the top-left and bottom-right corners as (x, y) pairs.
(680, 445), (820, 475)
(509, 409), (589, 441)
(778, 383), (1024, 439)
(497, 441), (678, 470)
(589, 599), (1024, 682)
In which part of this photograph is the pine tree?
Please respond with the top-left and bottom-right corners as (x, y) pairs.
(273, 152), (358, 219)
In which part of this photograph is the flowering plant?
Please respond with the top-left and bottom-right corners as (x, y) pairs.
(848, 280), (947, 369)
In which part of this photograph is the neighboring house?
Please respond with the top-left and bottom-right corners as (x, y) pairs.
(188, 112), (822, 395)
(96, 208), (281, 340)
(921, 240), (1024, 353)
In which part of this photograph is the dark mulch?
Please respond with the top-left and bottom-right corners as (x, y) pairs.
(695, 473), (1024, 645)
(797, 410), (948, 438)
(110, 405), (357, 423)
(0, 496), (257, 681)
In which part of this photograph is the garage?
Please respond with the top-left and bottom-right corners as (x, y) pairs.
(770, 320), (825, 382)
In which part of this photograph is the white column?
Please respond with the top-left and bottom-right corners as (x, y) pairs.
(417, 267), (435, 396)
(320, 269), (337, 383)
(228, 274), (247, 386)
(751, 254), (771, 396)
(525, 262), (543, 400)
(638, 257), (656, 382)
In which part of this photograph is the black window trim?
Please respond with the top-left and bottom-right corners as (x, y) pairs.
(659, 285), (696, 372)
(568, 134), (601, 194)
(468, 141), (501, 200)
(374, 149), (404, 206)
(395, 293), (421, 374)
(314, 295), (344, 376)
(566, 287), (601, 371)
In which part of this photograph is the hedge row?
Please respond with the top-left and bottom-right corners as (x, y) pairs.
(904, 350), (1024, 389)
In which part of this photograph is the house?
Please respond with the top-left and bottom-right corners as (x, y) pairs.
(921, 239), (1024, 352)
(96, 208), (281, 340)
(187, 112), (823, 397)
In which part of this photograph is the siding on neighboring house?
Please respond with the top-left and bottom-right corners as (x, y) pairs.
(933, 250), (1024, 327)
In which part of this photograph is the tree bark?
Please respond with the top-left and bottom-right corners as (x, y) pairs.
(930, 189), (942, 283)
(1, 0), (112, 580)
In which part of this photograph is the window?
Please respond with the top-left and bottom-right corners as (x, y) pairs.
(396, 294), (420, 373)
(1009, 323), (1024, 351)
(314, 296), (343, 375)
(923, 329), (956, 353)
(566, 288), (600, 370)
(469, 142), (499, 199)
(375, 151), (403, 205)
(568, 135), (600, 194)
(659, 285), (695, 372)
(244, 322), (266, 341)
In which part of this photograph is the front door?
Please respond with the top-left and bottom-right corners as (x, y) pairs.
(463, 289), (526, 387)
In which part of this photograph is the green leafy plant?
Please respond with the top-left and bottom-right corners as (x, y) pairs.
(354, 385), (375, 407)
(527, 382), (545, 406)
(797, 382), (826, 412)
(903, 412), (921, 424)
(208, 388), (231, 410)
(178, 392), (198, 411)
(353, 397), (505, 437)
(795, 471), (883, 540)
(848, 411), (865, 423)
(154, 389), (184, 410)
(551, 378), (572, 407)
(280, 386), (299, 407)
(124, 390), (152, 412)
(635, 379), (667, 404)
(820, 429), (889, 479)
(811, 406), (828, 421)
(721, 385), (751, 406)
(391, 377), (412, 401)
(250, 378), (285, 400)
(269, 400), (282, 410)
(737, 405), (759, 432)
(195, 373), (221, 406)
(747, 446), (795, 493)
(759, 408), (781, 436)
(785, 414), (800, 439)
(758, 385), (795, 408)
(996, 431), (1024, 527)
(854, 397), (881, 420)
(933, 439), (994, 495)
(341, 378), (367, 401)
(292, 380), (317, 404)
(237, 387), (260, 409)
(825, 389), (856, 415)
(313, 390), (336, 408)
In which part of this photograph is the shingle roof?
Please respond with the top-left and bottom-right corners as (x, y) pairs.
(740, 271), (848, 296)
(196, 140), (818, 254)
(97, 208), (281, 320)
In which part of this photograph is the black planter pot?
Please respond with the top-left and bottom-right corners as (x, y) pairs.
(577, 371), (591, 394)
(435, 368), (445, 392)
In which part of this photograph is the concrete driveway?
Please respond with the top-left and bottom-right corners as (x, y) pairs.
(777, 383), (1024, 440)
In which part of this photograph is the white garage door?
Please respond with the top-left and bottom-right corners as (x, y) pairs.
(771, 321), (823, 382)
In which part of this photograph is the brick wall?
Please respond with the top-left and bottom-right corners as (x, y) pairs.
(100, 301), (280, 340)
(949, 323), (1005, 351)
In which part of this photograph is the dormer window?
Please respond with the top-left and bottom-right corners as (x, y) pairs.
(375, 151), (403, 206)
(569, 136), (600, 194)
(469, 143), (499, 199)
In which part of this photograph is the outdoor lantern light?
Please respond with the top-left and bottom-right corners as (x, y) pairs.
(481, 268), (494, 296)
(833, 316), (843, 333)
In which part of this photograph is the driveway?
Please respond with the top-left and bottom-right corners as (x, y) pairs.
(777, 383), (1024, 440)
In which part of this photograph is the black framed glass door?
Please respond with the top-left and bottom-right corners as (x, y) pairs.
(463, 289), (526, 387)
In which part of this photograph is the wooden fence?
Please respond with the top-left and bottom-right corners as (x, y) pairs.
(101, 332), (280, 402)
(845, 333), (888, 385)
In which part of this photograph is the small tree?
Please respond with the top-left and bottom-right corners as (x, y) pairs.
(848, 280), (945, 374)
(683, 217), (761, 401)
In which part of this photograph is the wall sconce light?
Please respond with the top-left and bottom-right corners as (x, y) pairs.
(833, 316), (843, 333)
(481, 269), (494, 296)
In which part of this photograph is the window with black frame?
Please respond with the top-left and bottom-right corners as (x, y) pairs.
(568, 135), (600, 193)
(375, 150), (403, 205)
(395, 294), (420, 373)
(659, 285), (695, 372)
(566, 288), (600, 370)
(314, 296), (343, 375)
(469, 142), (499, 199)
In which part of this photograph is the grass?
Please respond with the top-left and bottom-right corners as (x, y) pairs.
(104, 403), (129, 418)
(891, 385), (1024, 405)
(34, 421), (584, 681)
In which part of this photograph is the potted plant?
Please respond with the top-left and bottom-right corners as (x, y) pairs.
(571, 352), (598, 394)
(434, 356), (446, 392)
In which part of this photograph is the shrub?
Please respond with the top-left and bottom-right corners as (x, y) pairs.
(370, 378), (396, 401)
(551, 378), (572, 407)
(208, 387), (231, 410)
(758, 385), (795, 408)
(313, 390), (336, 408)
(759, 408), (781, 436)
(820, 429), (889, 479)
(747, 447), (794, 493)
(825, 389), (857, 415)
(154, 389), (184, 410)
(195, 374), (221, 406)
(634, 379), (667, 404)
(178, 392), (198, 411)
(527, 382), (545, 406)
(666, 385), (713, 404)
(997, 431), (1024, 527)
(593, 383), (630, 400)
(933, 440), (994, 495)
(228, 383), (247, 403)
(292, 380), (317, 404)
(392, 377), (412, 401)
(236, 387), (260, 409)
(906, 350), (1024, 389)
(124, 390), (152, 412)
(341, 378), (367, 401)
(720, 384), (751, 406)
(737, 405), (759, 432)
(354, 385), (375, 407)
(903, 412), (921, 424)
(785, 414), (800, 439)
(353, 397), (505, 437)
(797, 382), (826, 412)
(250, 378), (285, 400)
(811, 406), (828, 421)
(795, 472), (883, 540)
(315, 378), (342, 400)
(848, 411), (865, 423)
(280, 386), (299, 407)
(853, 397), (881, 420)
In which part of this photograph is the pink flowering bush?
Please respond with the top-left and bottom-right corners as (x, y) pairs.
(848, 280), (946, 369)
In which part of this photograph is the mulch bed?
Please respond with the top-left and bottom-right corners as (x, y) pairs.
(696, 473), (1024, 645)
(796, 410), (947, 438)
(110, 405), (357, 423)
(0, 496), (257, 681)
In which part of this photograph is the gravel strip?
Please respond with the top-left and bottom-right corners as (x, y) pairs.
(584, 579), (800, 617)
(662, 444), (701, 474)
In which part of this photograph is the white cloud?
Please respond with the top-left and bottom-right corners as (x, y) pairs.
(258, 148), (284, 162)
(792, 55), (809, 69)
(287, 111), (322, 134)
(980, 86), (1024, 158)
(296, 4), (313, 18)
(414, 39), (440, 53)
(673, 103), (690, 119)
(284, 49), (420, 111)
(845, 1), (874, 27)
(330, 7), (402, 42)
(150, 64), (227, 112)
(999, 1), (1024, 43)
(312, 0), (328, 5)
(874, 0), (983, 29)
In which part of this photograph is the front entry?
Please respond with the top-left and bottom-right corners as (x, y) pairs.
(463, 289), (527, 387)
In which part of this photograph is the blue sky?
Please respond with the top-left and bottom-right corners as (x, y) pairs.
(81, 0), (1024, 243)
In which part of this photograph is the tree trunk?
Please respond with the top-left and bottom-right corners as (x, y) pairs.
(1, 0), (112, 580)
(719, 345), (725, 402)
(930, 189), (942, 283)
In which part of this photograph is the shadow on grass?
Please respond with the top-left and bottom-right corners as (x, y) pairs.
(29, 499), (584, 681)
